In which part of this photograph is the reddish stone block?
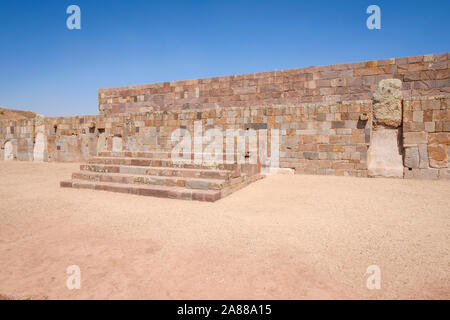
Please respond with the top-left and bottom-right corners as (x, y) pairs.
(428, 144), (448, 168)
(60, 181), (73, 188)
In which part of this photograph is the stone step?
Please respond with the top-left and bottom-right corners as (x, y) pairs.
(72, 171), (227, 190)
(98, 151), (242, 161)
(81, 164), (234, 178)
(98, 151), (172, 159)
(220, 174), (265, 198)
(60, 180), (221, 202)
(87, 156), (241, 171)
(80, 164), (236, 179)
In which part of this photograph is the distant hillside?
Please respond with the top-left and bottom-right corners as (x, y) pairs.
(0, 107), (36, 120)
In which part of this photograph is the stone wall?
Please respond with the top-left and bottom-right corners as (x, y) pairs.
(403, 95), (449, 179)
(1, 95), (449, 179)
(0, 118), (35, 161)
(99, 53), (449, 115)
(1, 100), (372, 177)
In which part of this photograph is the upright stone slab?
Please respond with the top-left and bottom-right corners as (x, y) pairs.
(367, 79), (404, 178)
(97, 133), (107, 152)
(368, 128), (404, 177)
(33, 132), (47, 162)
(4, 141), (14, 160)
(112, 136), (123, 152)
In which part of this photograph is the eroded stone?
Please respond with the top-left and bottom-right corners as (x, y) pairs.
(372, 79), (403, 128)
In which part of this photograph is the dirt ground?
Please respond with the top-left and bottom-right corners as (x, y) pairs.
(0, 161), (449, 300)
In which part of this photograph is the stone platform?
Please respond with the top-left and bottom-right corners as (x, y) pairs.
(60, 151), (263, 202)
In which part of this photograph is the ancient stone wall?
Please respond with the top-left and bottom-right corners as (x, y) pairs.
(403, 95), (449, 179)
(1, 95), (448, 179)
(1, 51), (449, 180)
(0, 118), (35, 161)
(99, 53), (449, 115)
(0, 100), (371, 176)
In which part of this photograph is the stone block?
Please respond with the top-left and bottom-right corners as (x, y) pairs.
(404, 168), (439, 180)
(428, 144), (448, 168)
(367, 128), (403, 178)
(331, 121), (345, 128)
(422, 99), (441, 110)
(403, 132), (427, 145)
(345, 120), (357, 129)
(404, 147), (419, 168)
(412, 110), (424, 122)
(428, 132), (450, 145)
(372, 79), (403, 128)
(418, 144), (428, 169)
(443, 121), (450, 132)
(424, 122), (435, 132)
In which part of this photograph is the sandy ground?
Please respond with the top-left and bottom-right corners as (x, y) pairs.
(0, 161), (449, 300)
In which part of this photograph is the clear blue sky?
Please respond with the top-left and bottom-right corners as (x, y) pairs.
(0, 0), (449, 116)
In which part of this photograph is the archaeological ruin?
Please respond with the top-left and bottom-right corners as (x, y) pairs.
(1, 53), (449, 201)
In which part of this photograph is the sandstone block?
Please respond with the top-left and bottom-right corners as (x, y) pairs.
(412, 110), (424, 122)
(428, 132), (450, 145)
(428, 144), (448, 168)
(403, 132), (427, 146)
(424, 122), (435, 132)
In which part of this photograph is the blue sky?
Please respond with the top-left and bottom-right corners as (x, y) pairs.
(0, 0), (449, 116)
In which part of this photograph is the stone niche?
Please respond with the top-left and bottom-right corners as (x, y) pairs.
(367, 79), (404, 178)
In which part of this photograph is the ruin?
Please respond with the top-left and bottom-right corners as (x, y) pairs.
(0, 53), (449, 201)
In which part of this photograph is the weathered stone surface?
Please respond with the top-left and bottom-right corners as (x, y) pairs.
(98, 53), (450, 115)
(33, 132), (47, 162)
(404, 147), (419, 168)
(403, 132), (427, 146)
(34, 114), (45, 126)
(428, 144), (448, 168)
(424, 121), (435, 132)
(4, 140), (14, 160)
(413, 110), (424, 122)
(372, 79), (403, 128)
(368, 128), (403, 177)
(112, 136), (123, 152)
(418, 144), (428, 169)
(438, 169), (450, 180)
(1, 62), (448, 182)
(428, 132), (450, 145)
(61, 151), (263, 202)
(404, 168), (439, 180)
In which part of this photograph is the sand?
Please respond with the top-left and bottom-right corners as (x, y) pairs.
(0, 161), (449, 300)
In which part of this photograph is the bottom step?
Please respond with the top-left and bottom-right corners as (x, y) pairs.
(60, 180), (221, 202)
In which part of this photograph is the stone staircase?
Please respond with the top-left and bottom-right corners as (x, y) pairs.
(60, 151), (263, 202)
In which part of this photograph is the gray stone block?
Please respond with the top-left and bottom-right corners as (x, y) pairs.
(418, 144), (428, 169)
(404, 147), (419, 168)
(404, 168), (439, 180)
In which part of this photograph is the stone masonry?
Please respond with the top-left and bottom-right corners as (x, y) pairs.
(403, 95), (449, 179)
(99, 53), (449, 115)
(1, 53), (449, 188)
